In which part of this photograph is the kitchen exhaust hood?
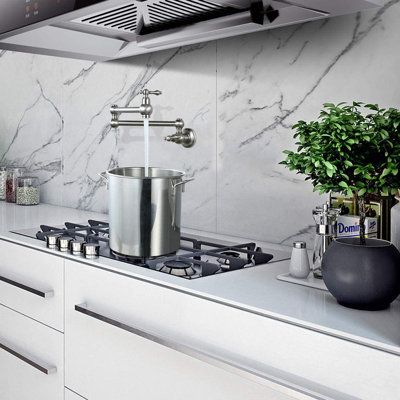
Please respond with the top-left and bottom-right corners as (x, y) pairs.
(0, 0), (383, 61)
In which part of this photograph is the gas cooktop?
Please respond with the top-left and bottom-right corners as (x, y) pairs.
(12, 220), (276, 280)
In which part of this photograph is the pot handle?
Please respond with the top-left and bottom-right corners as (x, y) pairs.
(172, 177), (194, 193)
(171, 177), (194, 228)
(99, 172), (108, 182)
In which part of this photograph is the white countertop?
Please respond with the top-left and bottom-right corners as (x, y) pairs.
(0, 202), (399, 357)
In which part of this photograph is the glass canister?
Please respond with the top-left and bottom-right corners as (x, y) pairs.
(6, 167), (26, 203)
(16, 176), (40, 206)
(0, 167), (7, 200)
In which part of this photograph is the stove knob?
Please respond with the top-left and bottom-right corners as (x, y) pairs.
(69, 240), (85, 255)
(57, 236), (73, 252)
(45, 234), (59, 249)
(83, 243), (100, 259)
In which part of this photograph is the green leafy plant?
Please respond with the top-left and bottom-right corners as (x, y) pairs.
(281, 102), (400, 245)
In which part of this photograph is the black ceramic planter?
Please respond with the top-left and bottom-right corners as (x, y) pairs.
(322, 238), (400, 310)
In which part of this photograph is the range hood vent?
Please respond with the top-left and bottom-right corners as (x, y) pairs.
(143, 0), (241, 34)
(0, 0), (383, 61)
(79, 3), (139, 33)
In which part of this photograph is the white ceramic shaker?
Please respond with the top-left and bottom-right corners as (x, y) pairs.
(289, 241), (311, 279)
(391, 196), (400, 252)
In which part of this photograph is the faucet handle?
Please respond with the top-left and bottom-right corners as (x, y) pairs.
(140, 89), (162, 97)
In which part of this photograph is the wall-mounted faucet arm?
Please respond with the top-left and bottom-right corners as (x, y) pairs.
(111, 106), (142, 114)
(110, 89), (196, 148)
(110, 89), (162, 120)
(111, 118), (184, 129)
(110, 117), (196, 148)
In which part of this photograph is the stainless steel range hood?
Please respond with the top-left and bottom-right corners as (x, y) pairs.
(0, 0), (383, 61)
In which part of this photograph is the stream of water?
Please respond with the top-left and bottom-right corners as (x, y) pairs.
(143, 119), (150, 177)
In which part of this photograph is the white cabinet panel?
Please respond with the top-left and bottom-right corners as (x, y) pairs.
(0, 240), (64, 331)
(65, 261), (318, 400)
(65, 260), (400, 400)
(0, 304), (63, 400)
(67, 304), (296, 400)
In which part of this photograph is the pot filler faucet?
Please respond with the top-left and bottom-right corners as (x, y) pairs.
(110, 89), (196, 148)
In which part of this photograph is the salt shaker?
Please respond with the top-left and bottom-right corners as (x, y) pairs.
(289, 241), (310, 279)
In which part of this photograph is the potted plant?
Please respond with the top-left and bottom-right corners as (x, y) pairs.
(281, 102), (400, 310)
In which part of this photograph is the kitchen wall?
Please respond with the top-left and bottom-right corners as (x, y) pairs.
(0, 0), (399, 246)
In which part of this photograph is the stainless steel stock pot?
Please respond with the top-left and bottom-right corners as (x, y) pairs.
(100, 167), (193, 258)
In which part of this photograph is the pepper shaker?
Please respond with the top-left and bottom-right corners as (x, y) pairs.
(289, 241), (310, 279)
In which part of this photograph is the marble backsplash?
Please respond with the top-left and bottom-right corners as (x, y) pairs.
(0, 0), (399, 247)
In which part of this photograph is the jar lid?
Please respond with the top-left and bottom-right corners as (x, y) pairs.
(18, 176), (38, 180)
(17, 176), (39, 185)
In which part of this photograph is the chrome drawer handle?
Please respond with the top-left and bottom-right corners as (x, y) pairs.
(0, 340), (57, 375)
(0, 275), (54, 298)
(75, 304), (327, 400)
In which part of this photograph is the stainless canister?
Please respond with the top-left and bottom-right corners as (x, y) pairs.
(100, 167), (193, 258)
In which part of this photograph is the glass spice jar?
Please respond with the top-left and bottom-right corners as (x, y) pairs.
(0, 166), (7, 201)
(16, 176), (40, 206)
(6, 167), (26, 203)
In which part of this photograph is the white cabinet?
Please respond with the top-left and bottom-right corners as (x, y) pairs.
(65, 260), (315, 400)
(65, 260), (400, 400)
(68, 304), (296, 400)
(0, 304), (64, 400)
(0, 240), (64, 331)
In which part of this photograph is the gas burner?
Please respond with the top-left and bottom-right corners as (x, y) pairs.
(217, 251), (241, 266)
(160, 260), (196, 277)
(110, 250), (145, 265)
(215, 251), (249, 271)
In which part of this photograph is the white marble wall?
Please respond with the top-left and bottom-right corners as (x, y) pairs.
(0, 0), (399, 246)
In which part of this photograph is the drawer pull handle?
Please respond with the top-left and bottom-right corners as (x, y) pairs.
(0, 340), (57, 375)
(75, 304), (327, 400)
(0, 275), (54, 298)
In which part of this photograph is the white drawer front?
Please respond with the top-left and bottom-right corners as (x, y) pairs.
(67, 303), (297, 400)
(0, 240), (63, 331)
(0, 304), (63, 400)
(65, 260), (400, 400)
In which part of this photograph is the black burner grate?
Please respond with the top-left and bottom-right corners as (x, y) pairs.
(35, 220), (273, 279)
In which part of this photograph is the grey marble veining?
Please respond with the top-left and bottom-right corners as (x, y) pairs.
(0, 0), (399, 246)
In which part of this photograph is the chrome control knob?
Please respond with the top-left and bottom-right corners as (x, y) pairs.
(69, 240), (85, 255)
(83, 243), (100, 259)
(57, 236), (73, 252)
(46, 234), (59, 249)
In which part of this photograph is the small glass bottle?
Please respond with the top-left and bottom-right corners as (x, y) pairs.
(312, 203), (340, 279)
(16, 176), (40, 206)
(0, 167), (7, 201)
(6, 167), (26, 203)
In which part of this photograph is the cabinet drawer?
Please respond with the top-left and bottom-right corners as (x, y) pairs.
(65, 261), (318, 400)
(65, 260), (400, 400)
(0, 240), (63, 331)
(67, 303), (298, 400)
(0, 304), (63, 400)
